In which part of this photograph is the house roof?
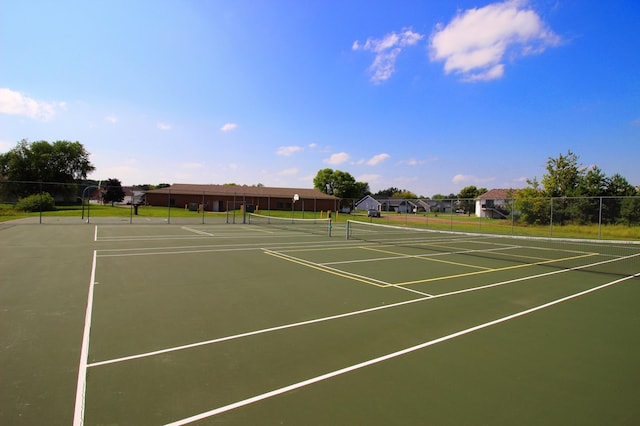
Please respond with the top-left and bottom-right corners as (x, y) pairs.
(477, 189), (512, 200)
(144, 183), (338, 199)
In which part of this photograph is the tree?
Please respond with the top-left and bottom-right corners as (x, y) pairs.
(541, 150), (583, 197)
(457, 186), (487, 215)
(102, 178), (125, 206)
(0, 139), (95, 200)
(313, 169), (369, 198)
(375, 187), (400, 197)
(515, 178), (550, 225)
(374, 187), (417, 198)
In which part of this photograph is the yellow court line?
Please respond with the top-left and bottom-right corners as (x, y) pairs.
(263, 250), (388, 288)
(392, 252), (600, 287)
(361, 246), (492, 270)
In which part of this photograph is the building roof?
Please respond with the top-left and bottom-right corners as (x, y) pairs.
(477, 189), (513, 200)
(144, 183), (338, 199)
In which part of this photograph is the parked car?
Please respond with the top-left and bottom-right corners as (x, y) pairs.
(367, 209), (380, 217)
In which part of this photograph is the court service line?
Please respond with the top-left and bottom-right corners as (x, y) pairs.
(164, 270), (640, 425)
(262, 249), (390, 287)
(181, 226), (214, 237)
(394, 252), (599, 287)
(72, 250), (98, 426)
(360, 246), (493, 270)
(94, 225), (98, 242)
(88, 251), (639, 370)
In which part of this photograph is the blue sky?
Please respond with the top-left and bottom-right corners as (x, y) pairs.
(1, 0), (638, 197)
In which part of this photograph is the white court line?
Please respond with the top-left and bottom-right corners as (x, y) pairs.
(94, 225), (98, 242)
(181, 226), (214, 236)
(87, 251), (640, 369)
(164, 270), (640, 425)
(73, 250), (98, 426)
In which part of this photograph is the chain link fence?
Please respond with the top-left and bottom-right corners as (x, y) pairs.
(2, 181), (639, 239)
(338, 196), (640, 240)
(0, 181), (338, 226)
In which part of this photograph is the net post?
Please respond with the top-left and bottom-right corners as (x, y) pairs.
(345, 220), (350, 240)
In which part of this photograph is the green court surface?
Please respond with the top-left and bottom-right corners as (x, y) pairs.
(1, 221), (639, 425)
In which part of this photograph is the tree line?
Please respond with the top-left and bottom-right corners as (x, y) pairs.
(2, 140), (638, 224)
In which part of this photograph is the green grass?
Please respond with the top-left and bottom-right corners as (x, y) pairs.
(343, 210), (640, 240)
(0, 203), (230, 221)
(2, 204), (638, 240)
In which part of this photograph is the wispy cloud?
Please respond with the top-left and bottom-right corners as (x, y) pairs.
(353, 28), (424, 84)
(631, 118), (640, 126)
(0, 140), (13, 152)
(180, 162), (203, 170)
(366, 153), (390, 166)
(277, 146), (303, 156)
(399, 156), (438, 166)
(278, 167), (299, 176)
(0, 88), (65, 120)
(221, 123), (238, 132)
(157, 122), (172, 131)
(357, 174), (382, 184)
(105, 115), (118, 124)
(452, 174), (496, 184)
(430, 0), (561, 82)
(324, 152), (350, 165)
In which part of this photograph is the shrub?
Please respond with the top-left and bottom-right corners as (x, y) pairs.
(15, 192), (56, 212)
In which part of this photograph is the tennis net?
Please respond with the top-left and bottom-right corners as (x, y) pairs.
(345, 219), (640, 275)
(248, 213), (332, 236)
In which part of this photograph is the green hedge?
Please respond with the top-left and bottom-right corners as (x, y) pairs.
(15, 192), (56, 212)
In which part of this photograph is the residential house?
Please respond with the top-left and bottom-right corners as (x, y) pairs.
(476, 189), (512, 218)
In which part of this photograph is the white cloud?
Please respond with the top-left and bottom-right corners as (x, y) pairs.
(157, 122), (172, 131)
(631, 118), (640, 126)
(279, 168), (299, 176)
(0, 140), (14, 152)
(430, 0), (560, 81)
(452, 174), (496, 184)
(399, 156), (438, 166)
(357, 173), (382, 183)
(221, 123), (238, 132)
(353, 28), (424, 84)
(180, 162), (204, 170)
(0, 88), (65, 120)
(105, 115), (118, 124)
(277, 146), (303, 156)
(324, 152), (350, 165)
(366, 153), (390, 166)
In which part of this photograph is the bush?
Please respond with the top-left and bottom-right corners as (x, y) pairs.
(15, 192), (56, 212)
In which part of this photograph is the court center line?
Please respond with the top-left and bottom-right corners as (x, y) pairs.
(73, 250), (98, 426)
(164, 270), (640, 426)
(87, 251), (639, 369)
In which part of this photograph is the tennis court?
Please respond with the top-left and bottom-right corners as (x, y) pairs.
(1, 218), (639, 425)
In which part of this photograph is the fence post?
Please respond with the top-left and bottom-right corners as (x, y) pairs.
(167, 189), (171, 224)
(549, 197), (553, 237)
(598, 197), (603, 240)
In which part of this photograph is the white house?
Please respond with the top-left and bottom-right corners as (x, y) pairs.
(476, 189), (512, 218)
(355, 195), (381, 212)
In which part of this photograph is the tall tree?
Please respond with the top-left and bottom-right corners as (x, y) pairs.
(541, 150), (583, 197)
(313, 169), (353, 198)
(102, 178), (125, 206)
(0, 139), (95, 200)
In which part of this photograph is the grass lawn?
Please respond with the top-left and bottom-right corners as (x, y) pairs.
(2, 203), (638, 240)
